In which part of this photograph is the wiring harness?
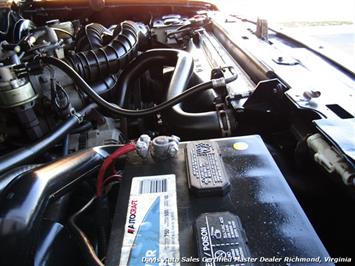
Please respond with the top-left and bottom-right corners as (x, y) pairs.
(96, 143), (136, 197)
(69, 143), (137, 266)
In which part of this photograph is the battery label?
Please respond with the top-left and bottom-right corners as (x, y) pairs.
(120, 174), (180, 266)
(194, 212), (251, 266)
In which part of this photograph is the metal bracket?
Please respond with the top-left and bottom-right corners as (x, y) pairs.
(243, 78), (287, 112)
(216, 103), (232, 137)
(256, 18), (268, 41)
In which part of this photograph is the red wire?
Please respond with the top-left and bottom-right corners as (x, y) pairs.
(96, 143), (136, 197)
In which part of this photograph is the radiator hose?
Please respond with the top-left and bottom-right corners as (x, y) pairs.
(116, 49), (237, 137)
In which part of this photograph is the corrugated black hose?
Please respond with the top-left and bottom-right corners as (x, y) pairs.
(67, 21), (146, 83)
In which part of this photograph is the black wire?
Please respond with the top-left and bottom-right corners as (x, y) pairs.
(50, 78), (70, 111)
(63, 134), (70, 156)
(52, 27), (75, 38)
(0, 10), (13, 35)
(53, 82), (70, 110)
(69, 197), (104, 266)
(167, 27), (193, 38)
(167, 20), (211, 39)
(41, 56), (238, 117)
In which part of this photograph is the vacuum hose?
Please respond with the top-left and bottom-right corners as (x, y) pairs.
(41, 55), (237, 118)
(0, 103), (97, 175)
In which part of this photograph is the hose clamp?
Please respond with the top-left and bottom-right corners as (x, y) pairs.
(70, 108), (84, 123)
(212, 77), (226, 89)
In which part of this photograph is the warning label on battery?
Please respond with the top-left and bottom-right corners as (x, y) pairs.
(194, 212), (251, 266)
(120, 174), (180, 266)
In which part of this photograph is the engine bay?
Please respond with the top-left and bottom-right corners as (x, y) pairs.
(0, 2), (354, 265)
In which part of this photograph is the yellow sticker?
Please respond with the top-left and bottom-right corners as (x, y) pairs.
(233, 142), (248, 150)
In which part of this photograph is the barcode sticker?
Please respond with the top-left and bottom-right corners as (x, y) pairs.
(120, 174), (180, 266)
(138, 178), (167, 194)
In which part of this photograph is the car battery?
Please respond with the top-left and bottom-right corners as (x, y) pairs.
(106, 135), (331, 266)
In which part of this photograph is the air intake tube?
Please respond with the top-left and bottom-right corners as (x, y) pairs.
(76, 23), (118, 96)
(67, 21), (147, 83)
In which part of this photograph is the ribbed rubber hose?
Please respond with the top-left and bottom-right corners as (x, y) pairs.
(76, 23), (118, 96)
(76, 23), (107, 51)
(67, 21), (143, 83)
